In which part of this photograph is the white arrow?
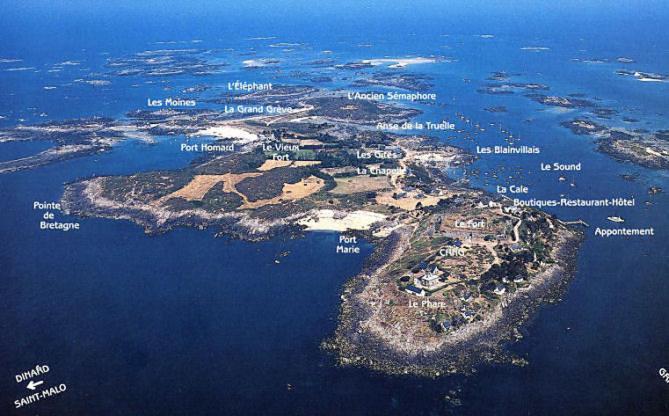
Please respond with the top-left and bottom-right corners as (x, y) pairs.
(26, 380), (44, 391)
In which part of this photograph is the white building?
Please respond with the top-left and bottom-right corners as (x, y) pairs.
(420, 271), (441, 289)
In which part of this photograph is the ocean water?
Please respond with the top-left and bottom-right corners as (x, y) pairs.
(1, 2), (668, 415)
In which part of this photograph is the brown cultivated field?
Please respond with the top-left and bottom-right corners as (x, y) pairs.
(330, 175), (391, 194)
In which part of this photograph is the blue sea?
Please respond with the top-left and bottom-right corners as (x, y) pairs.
(1, 1), (668, 414)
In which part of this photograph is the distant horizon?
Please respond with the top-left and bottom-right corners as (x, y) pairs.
(2, 0), (668, 58)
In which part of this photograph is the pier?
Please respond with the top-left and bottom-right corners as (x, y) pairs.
(559, 219), (590, 227)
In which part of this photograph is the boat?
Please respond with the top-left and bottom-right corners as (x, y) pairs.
(607, 216), (625, 223)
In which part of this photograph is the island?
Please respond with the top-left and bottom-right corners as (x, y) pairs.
(0, 118), (148, 174)
(57, 85), (581, 375)
(562, 119), (669, 170)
